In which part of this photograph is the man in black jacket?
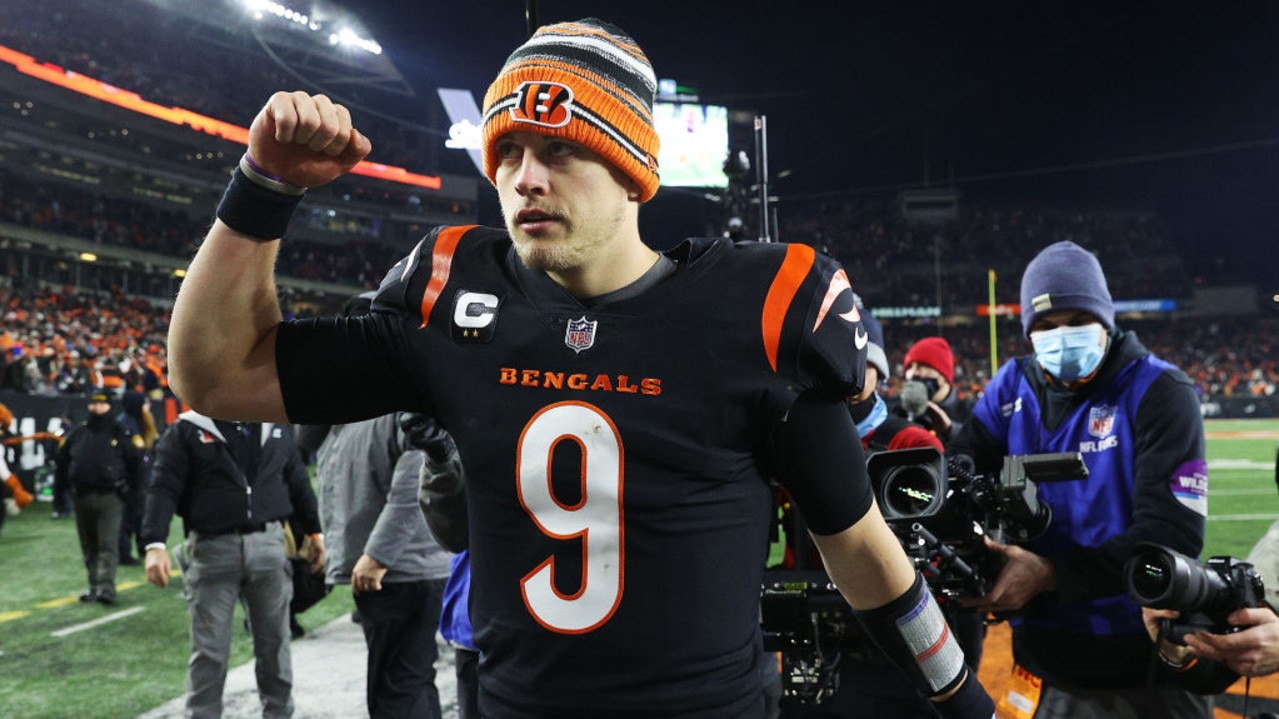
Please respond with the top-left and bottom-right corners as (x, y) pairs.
(55, 392), (143, 605)
(141, 411), (324, 719)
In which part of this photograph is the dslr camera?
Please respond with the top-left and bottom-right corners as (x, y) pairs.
(1125, 543), (1265, 642)
(867, 447), (1088, 600)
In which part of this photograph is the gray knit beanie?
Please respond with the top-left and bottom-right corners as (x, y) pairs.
(1020, 241), (1115, 335)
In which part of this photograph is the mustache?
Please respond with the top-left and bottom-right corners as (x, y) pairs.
(512, 205), (565, 222)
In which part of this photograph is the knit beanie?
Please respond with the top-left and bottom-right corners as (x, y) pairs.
(903, 336), (954, 384)
(481, 18), (661, 201)
(1019, 241), (1115, 335)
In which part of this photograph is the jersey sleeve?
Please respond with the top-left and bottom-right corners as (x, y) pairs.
(276, 226), (474, 425)
(767, 245), (868, 400)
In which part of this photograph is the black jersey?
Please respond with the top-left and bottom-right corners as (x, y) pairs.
(277, 225), (868, 718)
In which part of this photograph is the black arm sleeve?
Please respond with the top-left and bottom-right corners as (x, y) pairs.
(772, 390), (874, 535)
(276, 314), (430, 425)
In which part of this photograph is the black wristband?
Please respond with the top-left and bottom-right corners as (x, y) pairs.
(932, 671), (996, 719)
(215, 166), (305, 241)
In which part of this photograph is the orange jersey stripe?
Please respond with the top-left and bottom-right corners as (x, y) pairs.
(761, 244), (816, 372)
(418, 225), (476, 330)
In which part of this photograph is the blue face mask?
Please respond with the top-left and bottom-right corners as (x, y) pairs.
(849, 393), (888, 439)
(1030, 324), (1108, 382)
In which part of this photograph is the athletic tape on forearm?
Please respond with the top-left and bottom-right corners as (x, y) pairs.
(853, 572), (968, 697)
(215, 165), (305, 241)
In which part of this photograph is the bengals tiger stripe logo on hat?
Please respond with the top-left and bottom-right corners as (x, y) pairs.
(481, 18), (661, 202)
(511, 82), (575, 128)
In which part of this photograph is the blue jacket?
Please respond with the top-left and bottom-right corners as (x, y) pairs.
(951, 329), (1206, 689)
(440, 550), (475, 651)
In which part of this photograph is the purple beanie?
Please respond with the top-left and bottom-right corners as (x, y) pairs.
(1019, 241), (1114, 335)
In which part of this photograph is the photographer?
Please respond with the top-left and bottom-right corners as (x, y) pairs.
(949, 241), (1211, 717)
(896, 336), (971, 445)
(1143, 605), (1279, 679)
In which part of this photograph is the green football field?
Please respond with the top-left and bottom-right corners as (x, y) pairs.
(0, 419), (1276, 718)
(1200, 419), (1279, 560)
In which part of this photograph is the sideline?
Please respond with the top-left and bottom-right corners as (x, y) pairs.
(135, 613), (461, 719)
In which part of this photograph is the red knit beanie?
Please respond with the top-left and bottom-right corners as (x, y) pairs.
(904, 337), (954, 383)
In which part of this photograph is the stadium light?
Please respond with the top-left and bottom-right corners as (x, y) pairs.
(329, 28), (383, 55)
(242, 0), (312, 28)
(239, 0), (381, 55)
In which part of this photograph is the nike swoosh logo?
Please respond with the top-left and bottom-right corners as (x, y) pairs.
(854, 327), (869, 349)
(814, 269), (861, 332)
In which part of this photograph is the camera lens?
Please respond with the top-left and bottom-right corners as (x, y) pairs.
(1129, 553), (1174, 602)
(882, 466), (941, 518)
(1125, 545), (1234, 614)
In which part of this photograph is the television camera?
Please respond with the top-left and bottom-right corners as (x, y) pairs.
(867, 447), (1088, 600)
(1125, 543), (1266, 644)
(760, 571), (860, 704)
(758, 448), (1086, 704)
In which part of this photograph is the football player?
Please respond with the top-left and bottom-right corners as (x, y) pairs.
(168, 18), (994, 719)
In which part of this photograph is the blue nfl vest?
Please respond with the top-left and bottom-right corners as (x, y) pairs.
(972, 353), (1178, 636)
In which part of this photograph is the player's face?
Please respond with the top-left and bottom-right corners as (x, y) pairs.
(494, 131), (635, 274)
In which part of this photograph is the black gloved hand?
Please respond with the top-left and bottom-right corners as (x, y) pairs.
(399, 413), (454, 463)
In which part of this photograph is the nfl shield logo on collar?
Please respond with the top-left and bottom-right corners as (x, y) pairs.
(565, 316), (597, 353)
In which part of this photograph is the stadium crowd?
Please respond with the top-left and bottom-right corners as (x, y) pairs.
(0, 284), (169, 398)
(779, 196), (1195, 308)
(0, 167), (407, 289)
(0, 280), (1271, 405)
(881, 317), (1279, 405)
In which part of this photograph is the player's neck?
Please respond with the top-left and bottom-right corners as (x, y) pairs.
(552, 235), (660, 300)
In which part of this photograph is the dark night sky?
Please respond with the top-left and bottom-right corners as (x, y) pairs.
(348, 1), (1279, 290)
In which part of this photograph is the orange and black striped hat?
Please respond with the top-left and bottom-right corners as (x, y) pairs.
(481, 18), (661, 201)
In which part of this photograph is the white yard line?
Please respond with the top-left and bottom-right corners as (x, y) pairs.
(1208, 459), (1275, 470)
(51, 606), (145, 637)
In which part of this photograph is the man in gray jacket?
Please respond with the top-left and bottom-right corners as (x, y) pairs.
(311, 411), (453, 719)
